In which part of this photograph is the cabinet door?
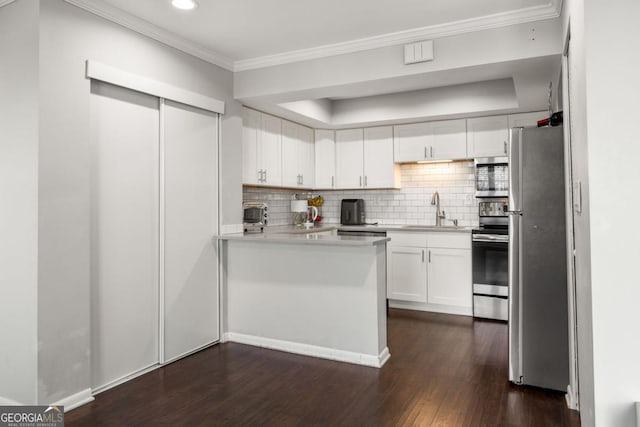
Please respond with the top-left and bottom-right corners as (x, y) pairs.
(431, 119), (467, 160)
(393, 122), (431, 162)
(466, 116), (509, 158)
(427, 248), (472, 308)
(281, 120), (300, 187)
(364, 126), (398, 188)
(315, 129), (335, 189)
(298, 125), (315, 188)
(335, 128), (364, 189)
(259, 113), (282, 186)
(508, 111), (546, 129)
(387, 245), (428, 302)
(242, 107), (260, 184)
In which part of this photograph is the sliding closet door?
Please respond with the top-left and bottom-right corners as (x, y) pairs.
(163, 100), (219, 362)
(90, 81), (159, 390)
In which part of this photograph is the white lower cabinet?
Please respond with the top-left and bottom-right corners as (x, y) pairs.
(426, 247), (472, 308)
(387, 246), (427, 302)
(387, 231), (472, 316)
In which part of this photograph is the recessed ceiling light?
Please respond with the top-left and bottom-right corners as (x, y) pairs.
(171, 0), (198, 10)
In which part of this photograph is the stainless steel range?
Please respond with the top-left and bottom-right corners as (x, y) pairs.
(472, 200), (509, 321)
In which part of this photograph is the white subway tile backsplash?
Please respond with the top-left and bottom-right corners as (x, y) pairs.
(243, 160), (480, 227)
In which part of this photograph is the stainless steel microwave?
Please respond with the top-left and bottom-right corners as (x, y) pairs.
(243, 201), (268, 233)
(474, 157), (508, 198)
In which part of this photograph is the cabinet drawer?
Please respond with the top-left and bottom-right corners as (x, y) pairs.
(426, 232), (471, 249)
(473, 295), (508, 321)
(387, 232), (428, 247)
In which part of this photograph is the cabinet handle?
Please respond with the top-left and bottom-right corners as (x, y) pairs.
(424, 147), (427, 159)
(331, 176), (334, 188)
(264, 170), (267, 183)
(360, 176), (362, 187)
(430, 146), (433, 158)
(504, 141), (507, 154)
(364, 176), (368, 187)
(422, 249), (425, 263)
(428, 250), (431, 263)
(300, 174), (303, 185)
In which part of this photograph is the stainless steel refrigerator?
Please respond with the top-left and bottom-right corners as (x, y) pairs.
(507, 125), (570, 392)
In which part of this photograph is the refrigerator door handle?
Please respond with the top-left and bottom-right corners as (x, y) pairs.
(508, 127), (523, 213)
(508, 212), (523, 385)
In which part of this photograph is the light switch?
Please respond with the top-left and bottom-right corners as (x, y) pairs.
(404, 44), (415, 64)
(404, 40), (434, 65)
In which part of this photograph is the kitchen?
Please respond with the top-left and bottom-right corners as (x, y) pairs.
(2, 1), (639, 426)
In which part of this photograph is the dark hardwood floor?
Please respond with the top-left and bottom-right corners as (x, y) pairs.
(66, 309), (580, 426)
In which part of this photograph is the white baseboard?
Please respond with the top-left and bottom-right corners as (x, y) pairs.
(54, 388), (94, 412)
(388, 300), (473, 317)
(0, 396), (22, 405)
(565, 384), (579, 410)
(221, 332), (231, 343)
(226, 332), (390, 368)
(92, 364), (159, 396)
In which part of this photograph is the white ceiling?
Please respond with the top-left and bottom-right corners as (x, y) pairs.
(96, 0), (554, 63)
(67, 0), (563, 127)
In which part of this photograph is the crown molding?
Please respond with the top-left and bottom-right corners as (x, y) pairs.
(63, 0), (234, 71)
(234, 1), (562, 72)
(0, 0), (16, 8)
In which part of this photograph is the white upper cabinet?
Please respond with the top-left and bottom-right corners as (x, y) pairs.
(242, 107), (282, 186)
(259, 113), (282, 186)
(335, 128), (364, 189)
(466, 115), (509, 158)
(282, 120), (315, 188)
(508, 111), (546, 129)
(363, 126), (400, 188)
(336, 127), (400, 189)
(242, 107), (260, 185)
(394, 119), (467, 162)
(314, 129), (336, 189)
(430, 120), (467, 160)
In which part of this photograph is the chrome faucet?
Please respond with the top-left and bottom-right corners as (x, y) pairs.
(431, 191), (446, 227)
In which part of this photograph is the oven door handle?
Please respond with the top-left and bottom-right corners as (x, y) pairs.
(472, 234), (509, 243)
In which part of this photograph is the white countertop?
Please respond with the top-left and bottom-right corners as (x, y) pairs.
(215, 223), (471, 246)
(215, 225), (389, 247)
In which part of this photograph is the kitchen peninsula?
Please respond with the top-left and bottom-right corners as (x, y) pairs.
(217, 229), (390, 368)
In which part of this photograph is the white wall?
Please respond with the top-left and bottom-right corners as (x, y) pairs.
(19, 0), (240, 404)
(235, 18), (563, 104)
(244, 161), (479, 227)
(0, 0), (39, 404)
(562, 0), (640, 425)
(583, 0), (640, 425)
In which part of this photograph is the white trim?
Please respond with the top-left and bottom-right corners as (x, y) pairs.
(54, 388), (94, 412)
(63, 0), (234, 71)
(158, 99), (166, 364)
(92, 364), (159, 395)
(0, 0), (16, 8)
(220, 223), (244, 234)
(234, 2), (562, 71)
(226, 332), (390, 368)
(86, 60), (225, 114)
(0, 396), (22, 405)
